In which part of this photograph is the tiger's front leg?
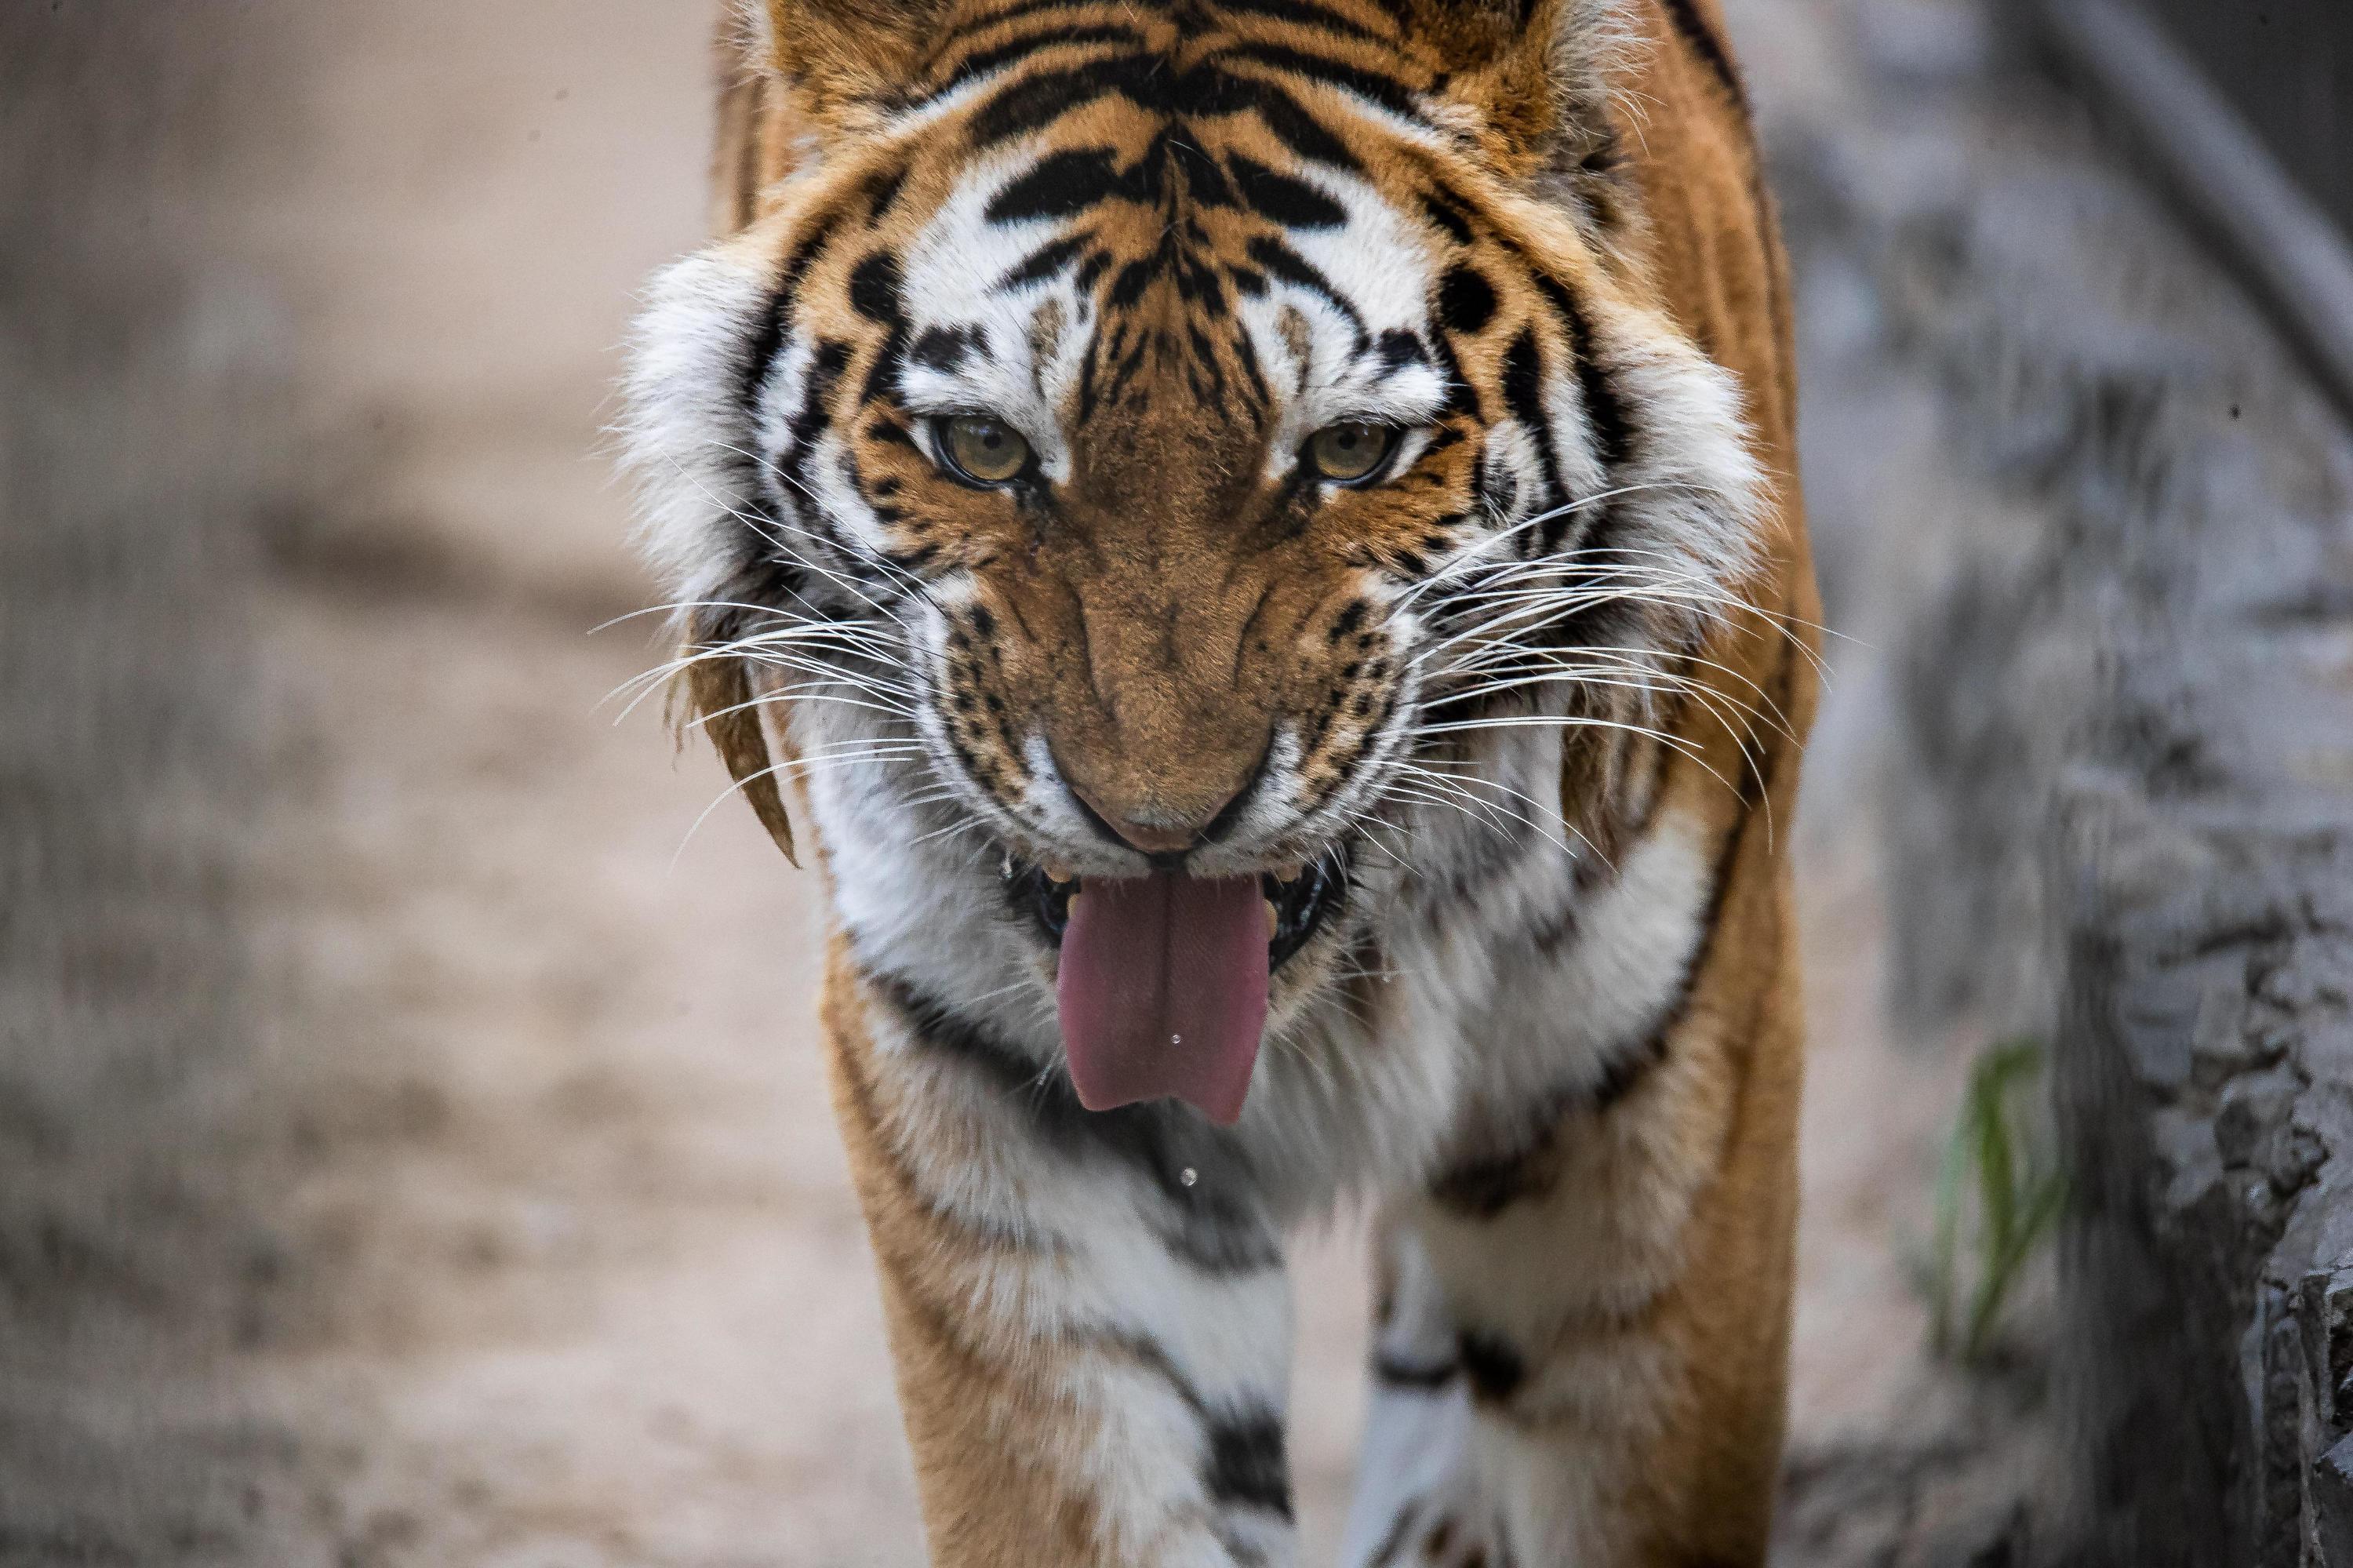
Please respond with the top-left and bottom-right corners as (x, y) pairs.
(821, 951), (1299, 1567)
(1344, 843), (1803, 1567)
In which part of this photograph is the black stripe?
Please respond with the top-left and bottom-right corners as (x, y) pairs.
(1540, 274), (1635, 471)
(1436, 264), (1497, 335)
(777, 211), (842, 318)
(967, 50), (1260, 148)
(1371, 1354), (1459, 1390)
(1428, 326), (1483, 421)
(770, 337), (851, 533)
(1074, 326), (1106, 420)
(736, 286), (791, 419)
(1204, 1411), (1293, 1519)
(939, 0), (1102, 36)
(1578, 125), (1624, 180)
(1487, 244), (1638, 493)
(1217, 41), (1424, 122)
(957, 38), (1378, 192)
(1375, 328), (1427, 372)
(1227, 151), (1347, 228)
(1427, 645), (1788, 1221)
(1425, 1024), (1672, 1221)
(1470, 446), (1516, 520)
(1245, 235), (1369, 351)
(859, 164), (909, 224)
(910, 324), (980, 373)
(1073, 1326), (1292, 1524)
(1425, 1090), (1573, 1217)
(1456, 1329), (1527, 1404)
(1420, 189), (1474, 245)
(1166, 125), (1239, 206)
(1187, 323), (1228, 399)
(1108, 258), (1157, 309)
(1592, 1029), (1669, 1108)
(1500, 327), (1571, 549)
(967, 59), (1134, 147)
(1081, 1322), (1213, 1413)
(934, 21), (1144, 95)
(733, 208), (842, 434)
(987, 146), (1150, 224)
(1365, 1504), (1424, 1568)
(828, 1006), (1056, 1256)
(1245, 78), (1366, 171)
(1657, 0), (1748, 112)
(1231, 326), (1273, 409)
(847, 252), (911, 408)
(867, 973), (1282, 1275)
(999, 231), (1093, 289)
(847, 250), (904, 325)
(1212, 0), (1390, 45)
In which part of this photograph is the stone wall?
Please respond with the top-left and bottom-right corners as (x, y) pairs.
(1755, 2), (2353, 1559)
(1893, 187), (2353, 1559)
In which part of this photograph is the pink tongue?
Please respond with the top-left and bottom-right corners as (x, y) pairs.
(1056, 874), (1270, 1126)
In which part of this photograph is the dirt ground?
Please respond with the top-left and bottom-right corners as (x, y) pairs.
(2, 2), (1998, 1563)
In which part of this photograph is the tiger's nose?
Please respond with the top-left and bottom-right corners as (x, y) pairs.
(1065, 755), (1264, 859)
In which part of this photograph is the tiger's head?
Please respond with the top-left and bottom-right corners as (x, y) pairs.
(627, 0), (1766, 1124)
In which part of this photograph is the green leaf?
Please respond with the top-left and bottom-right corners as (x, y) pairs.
(1923, 1037), (2065, 1365)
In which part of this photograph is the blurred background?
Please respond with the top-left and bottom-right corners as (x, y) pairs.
(5, 2), (2349, 1563)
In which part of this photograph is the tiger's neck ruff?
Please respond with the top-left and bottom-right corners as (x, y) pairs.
(627, 0), (1817, 1559)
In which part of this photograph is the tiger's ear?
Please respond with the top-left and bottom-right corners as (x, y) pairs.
(736, 0), (959, 136)
(677, 615), (798, 866)
(1398, 0), (1628, 179)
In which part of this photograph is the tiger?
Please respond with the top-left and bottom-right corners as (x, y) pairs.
(623, 0), (1818, 1560)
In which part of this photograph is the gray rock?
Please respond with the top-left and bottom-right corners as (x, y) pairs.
(1756, 0), (2353, 1559)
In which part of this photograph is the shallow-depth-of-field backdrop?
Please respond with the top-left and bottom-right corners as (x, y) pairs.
(11, 2), (2351, 1563)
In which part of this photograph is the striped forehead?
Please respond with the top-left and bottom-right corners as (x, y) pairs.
(885, 15), (1454, 478)
(896, 146), (1447, 470)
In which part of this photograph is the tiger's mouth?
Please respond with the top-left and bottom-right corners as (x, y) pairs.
(1000, 853), (1350, 1125)
(1004, 855), (1347, 973)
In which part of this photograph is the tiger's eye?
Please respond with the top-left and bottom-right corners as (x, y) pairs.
(1306, 422), (1395, 483)
(940, 415), (1031, 485)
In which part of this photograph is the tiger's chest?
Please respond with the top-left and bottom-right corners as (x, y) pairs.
(1299, 738), (1714, 1181)
(1373, 793), (1718, 1177)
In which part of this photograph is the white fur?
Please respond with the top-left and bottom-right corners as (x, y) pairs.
(622, 233), (781, 613)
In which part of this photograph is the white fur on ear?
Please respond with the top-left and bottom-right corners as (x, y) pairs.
(1551, 0), (1646, 111)
(1604, 318), (1769, 628)
(720, 0), (776, 68)
(619, 238), (777, 628)
(728, 0), (776, 75)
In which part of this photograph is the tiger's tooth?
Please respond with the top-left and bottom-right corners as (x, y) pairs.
(1265, 899), (1279, 938)
(1044, 861), (1074, 884)
(1275, 861), (1305, 883)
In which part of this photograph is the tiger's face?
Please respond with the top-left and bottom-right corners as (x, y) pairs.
(629, 0), (1765, 1119)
